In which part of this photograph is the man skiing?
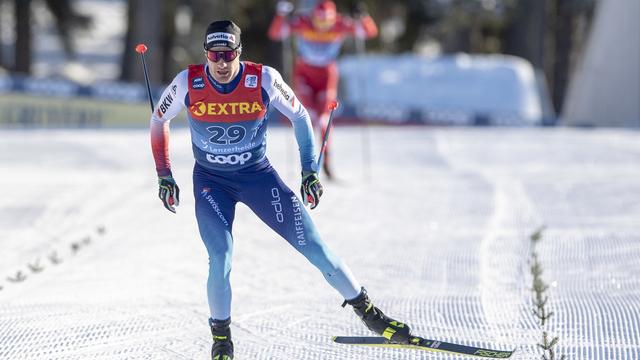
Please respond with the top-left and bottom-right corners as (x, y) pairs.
(150, 20), (409, 360)
(268, 0), (377, 179)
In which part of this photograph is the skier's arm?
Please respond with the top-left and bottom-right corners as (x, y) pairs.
(268, 1), (295, 40)
(342, 5), (378, 40)
(357, 14), (378, 39)
(262, 66), (317, 173)
(150, 70), (187, 213)
(150, 70), (188, 177)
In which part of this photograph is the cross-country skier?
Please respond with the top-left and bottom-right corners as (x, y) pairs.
(268, 0), (377, 179)
(150, 20), (409, 360)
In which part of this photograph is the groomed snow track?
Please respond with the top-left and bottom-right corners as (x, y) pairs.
(1, 127), (638, 359)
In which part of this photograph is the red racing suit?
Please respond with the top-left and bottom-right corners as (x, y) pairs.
(269, 12), (376, 176)
(268, 13), (377, 123)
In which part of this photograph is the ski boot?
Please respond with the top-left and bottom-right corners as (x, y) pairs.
(342, 287), (412, 344)
(209, 318), (234, 360)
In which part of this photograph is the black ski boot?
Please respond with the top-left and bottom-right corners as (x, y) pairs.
(342, 287), (412, 344)
(209, 318), (234, 360)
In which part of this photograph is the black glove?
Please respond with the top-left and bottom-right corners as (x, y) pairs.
(158, 175), (180, 213)
(352, 1), (368, 17)
(300, 171), (323, 210)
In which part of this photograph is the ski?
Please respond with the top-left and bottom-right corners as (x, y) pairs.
(333, 336), (514, 358)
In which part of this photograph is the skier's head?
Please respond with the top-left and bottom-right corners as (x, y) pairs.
(311, 0), (337, 31)
(203, 20), (242, 84)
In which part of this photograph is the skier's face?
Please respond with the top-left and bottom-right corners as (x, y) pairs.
(206, 46), (241, 84)
(311, 2), (337, 31)
(312, 13), (336, 31)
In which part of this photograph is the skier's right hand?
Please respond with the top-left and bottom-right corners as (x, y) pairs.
(158, 175), (180, 213)
(277, 1), (294, 16)
(352, 2), (369, 17)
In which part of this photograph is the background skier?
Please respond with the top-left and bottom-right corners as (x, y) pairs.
(268, 0), (378, 179)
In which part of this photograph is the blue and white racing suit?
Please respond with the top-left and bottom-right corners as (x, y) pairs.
(150, 61), (361, 321)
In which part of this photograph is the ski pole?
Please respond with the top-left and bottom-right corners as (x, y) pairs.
(282, 26), (295, 180)
(280, 2), (295, 180)
(135, 43), (155, 112)
(355, 28), (372, 183)
(316, 100), (339, 177)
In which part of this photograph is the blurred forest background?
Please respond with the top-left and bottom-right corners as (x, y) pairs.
(1, 0), (596, 115)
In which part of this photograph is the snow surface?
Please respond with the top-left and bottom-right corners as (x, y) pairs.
(1, 127), (639, 359)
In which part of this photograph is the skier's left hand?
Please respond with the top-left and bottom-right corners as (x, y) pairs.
(300, 171), (323, 209)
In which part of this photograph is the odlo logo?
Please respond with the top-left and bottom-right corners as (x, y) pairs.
(271, 188), (284, 223)
(206, 152), (252, 165)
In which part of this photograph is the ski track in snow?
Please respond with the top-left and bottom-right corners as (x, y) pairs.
(0, 127), (639, 359)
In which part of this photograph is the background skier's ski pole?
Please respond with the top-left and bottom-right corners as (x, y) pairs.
(135, 43), (155, 111)
(355, 21), (372, 183)
(276, 1), (296, 180)
(316, 100), (339, 178)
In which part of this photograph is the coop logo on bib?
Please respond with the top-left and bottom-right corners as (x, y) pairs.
(206, 152), (252, 165)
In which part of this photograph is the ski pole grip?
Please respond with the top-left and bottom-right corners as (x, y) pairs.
(135, 43), (148, 54)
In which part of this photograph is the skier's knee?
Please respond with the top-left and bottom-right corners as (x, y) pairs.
(209, 255), (232, 275)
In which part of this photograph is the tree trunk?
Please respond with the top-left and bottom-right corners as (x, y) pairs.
(0, 1), (3, 69)
(553, 1), (573, 113)
(504, 0), (548, 69)
(160, 0), (178, 83)
(14, 0), (32, 74)
(120, 0), (163, 83)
